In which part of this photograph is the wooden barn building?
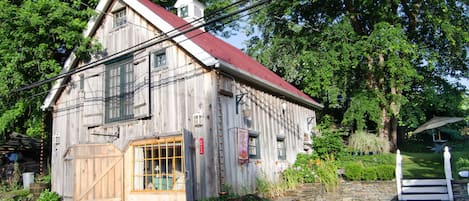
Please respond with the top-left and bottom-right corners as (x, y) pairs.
(41, 0), (322, 200)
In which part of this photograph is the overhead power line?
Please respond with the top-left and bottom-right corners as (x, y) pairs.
(79, 0), (248, 34)
(20, 4), (267, 101)
(13, 0), (269, 93)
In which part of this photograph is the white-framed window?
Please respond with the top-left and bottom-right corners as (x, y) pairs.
(179, 5), (188, 18)
(248, 131), (260, 159)
(132, 137), (185, 192)
(153, 50), (167, 69)
(113, 9), (127, 28)
(277, 136), (286, 160)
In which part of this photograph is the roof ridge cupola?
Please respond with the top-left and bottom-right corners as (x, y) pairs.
(174, 0), (205, 30)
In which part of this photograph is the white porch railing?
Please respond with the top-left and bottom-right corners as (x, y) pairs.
(396, 146), (453, 201)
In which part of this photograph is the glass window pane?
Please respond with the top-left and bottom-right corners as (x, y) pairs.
(154, 52), (166, 68)
(113, 9), (126, 28)
(105, 58), (134, 122)
(133, 138), (184, 192)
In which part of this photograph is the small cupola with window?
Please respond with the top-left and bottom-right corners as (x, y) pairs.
(174, 0), (205, 30)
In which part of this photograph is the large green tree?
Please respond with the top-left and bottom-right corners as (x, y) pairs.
(0, 0), (98, 138)
(245, 0), (468, 150)
(0, 0), (237, 139)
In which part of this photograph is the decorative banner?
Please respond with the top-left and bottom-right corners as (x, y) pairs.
(238, 128), (249, 165)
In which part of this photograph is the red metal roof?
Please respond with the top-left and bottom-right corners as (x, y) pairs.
(139, 0), (321, 107)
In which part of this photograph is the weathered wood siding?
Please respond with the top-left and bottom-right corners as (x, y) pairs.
(66, 144), (123, 201)
(52, 1), (219, 200)
(51, 1), (318, 200)
(218, 79), (316, 193)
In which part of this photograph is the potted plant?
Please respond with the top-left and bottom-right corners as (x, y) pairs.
(30, 174), (50, 198)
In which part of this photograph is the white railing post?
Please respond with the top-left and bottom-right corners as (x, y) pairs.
(396, 149), (402, 200)
(444, 146), (454, 201)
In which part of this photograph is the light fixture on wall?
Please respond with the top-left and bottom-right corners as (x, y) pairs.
(243, 107), (252, 128)
(282, 102), (287, 115)
(193, 112), (204, 127)
(307, 116), (315, 125)
(53, 133), (60, 145)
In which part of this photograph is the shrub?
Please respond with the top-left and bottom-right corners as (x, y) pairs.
(456, 157), (469, 172)
(313, 129), (346, 160)
(344, 162), (363, 181)
(293, 153), (318, 183)
(282, 167), (302, 190)
(37, 189), (60, 201)
(315, 159), (339, 192)
(376, 165), (395, 180)
(362, 167), (378, 181)
(255, 176), (270, 198)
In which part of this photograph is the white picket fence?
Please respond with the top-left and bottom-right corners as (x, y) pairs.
(396, 146), (453, 201)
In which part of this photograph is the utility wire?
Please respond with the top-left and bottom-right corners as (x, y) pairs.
(21, 2), (268, 101)
(13, 0), (269, 93)
(79, 0), (248, 34)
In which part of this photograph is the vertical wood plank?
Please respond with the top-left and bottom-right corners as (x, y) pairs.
(396, 149), (402, 200)
(444, 147), (453, 201)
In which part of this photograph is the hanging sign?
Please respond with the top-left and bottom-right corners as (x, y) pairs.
(238, 128), (249, 165)
(199, 138), (204, 155)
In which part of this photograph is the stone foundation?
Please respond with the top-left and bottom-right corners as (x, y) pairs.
(453, 180), (469, 201)
(276, 181), (397, 201)
(276, 180), (469, 201)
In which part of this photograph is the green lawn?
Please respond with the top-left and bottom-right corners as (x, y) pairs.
(340, 151), (463, 179)
(400, 151), (469, 179)
(401, 152), (444, 178)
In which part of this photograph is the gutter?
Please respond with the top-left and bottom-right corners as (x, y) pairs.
(214, 60), (324, 110)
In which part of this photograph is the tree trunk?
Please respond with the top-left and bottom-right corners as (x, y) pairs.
(390, 116), (398, 151)
(379, 107), (398, 152)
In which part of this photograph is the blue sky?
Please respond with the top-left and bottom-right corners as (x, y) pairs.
(219, 31), (249, 50)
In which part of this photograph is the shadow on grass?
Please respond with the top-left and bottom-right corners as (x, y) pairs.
(401, 152), (445, 179)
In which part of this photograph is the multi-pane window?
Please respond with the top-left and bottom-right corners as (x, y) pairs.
(132, 137), (185, 192)
(248, 131), (260, 159)
(277, 137), (286, 160)
(105, 58), (134, 122)
(153, 51), (167, 68)
(113, 9), (127, 28)
(179, 5), (188, 18)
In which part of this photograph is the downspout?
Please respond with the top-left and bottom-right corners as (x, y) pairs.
(213, 61), (227, 195)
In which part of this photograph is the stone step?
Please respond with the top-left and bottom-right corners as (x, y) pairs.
(402, 186), (448, 194)
(401, 193), (449, 200)
(402, 179), (446, 186)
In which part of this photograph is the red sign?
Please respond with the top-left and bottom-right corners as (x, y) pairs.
(199, 138), (204, 155)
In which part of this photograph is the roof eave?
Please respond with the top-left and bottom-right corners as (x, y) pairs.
(41, 0), (113, 111)
(215, 60), (324, 110)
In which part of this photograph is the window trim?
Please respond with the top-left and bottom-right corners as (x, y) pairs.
(152, 49), (167, 69)
(131, 137), (185, 192)
(277, 136), (286, 160)
(179, 5), (189, 18)
(248, 130), (260, 159)
(113, 8), (127, 28)
(104, 57), (134, 123)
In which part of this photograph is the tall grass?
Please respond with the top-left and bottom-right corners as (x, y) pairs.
(315, 156), (339, 192)
(348, 131), (389, 153)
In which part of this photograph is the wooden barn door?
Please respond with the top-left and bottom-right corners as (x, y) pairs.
(69, 144), (123, 201)
(184, 130), (196, 201)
